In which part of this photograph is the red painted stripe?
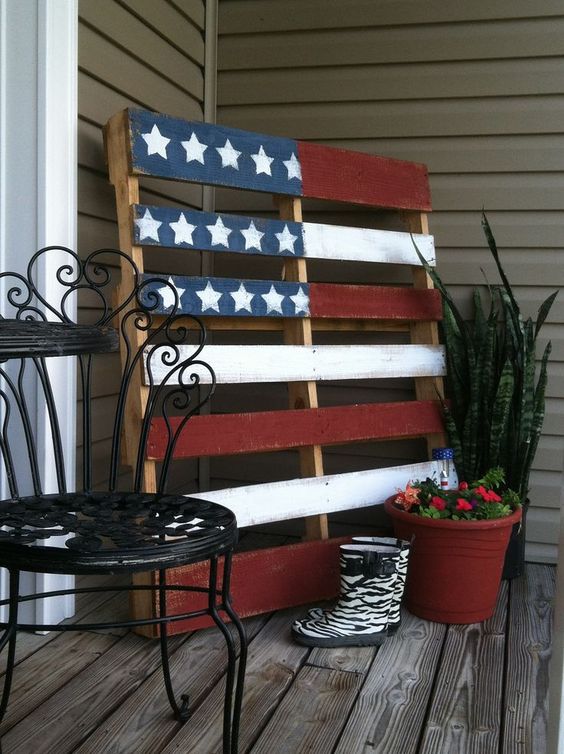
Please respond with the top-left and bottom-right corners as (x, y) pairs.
(309, 284), (441, 320)
(298, 141), (431, 211)
(147, 400), (444, 460)
(160, 536), (356, 632)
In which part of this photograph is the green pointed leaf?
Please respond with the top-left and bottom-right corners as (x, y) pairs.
(535, 290), (558, 338)
(489, 360), (515, 466)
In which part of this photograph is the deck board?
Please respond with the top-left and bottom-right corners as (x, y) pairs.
(502, 564), (554, 754)
(418, 580), (508, 754)
(0, 563), (554, 753)
(334, 608), (448, 754)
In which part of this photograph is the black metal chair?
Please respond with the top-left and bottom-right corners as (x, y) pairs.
(0, 247), (247, 753)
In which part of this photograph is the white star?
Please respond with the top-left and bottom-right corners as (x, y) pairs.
(169, 213), (196, 245)
(157, 276), (186, 310)
(142, 125), (170, 159)
(261, 285), (285, 314)
(230, 283), (255, 313)
(240, 221), (264, 251)
(275, 224), (298, 254)
(216, 139), (241, 170)
(196, 281), (223, 312)
(181, 132), (208, 164)
(135, 209), (162, 241)
(290, 287), (309, 314)
(206, 217), (232, 247)
(283, 152), (302, 181)
(251, 145), (274, 176)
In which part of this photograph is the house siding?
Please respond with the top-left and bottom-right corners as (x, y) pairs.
(77, 0), (207, 489)
(216, 0), (564, 560)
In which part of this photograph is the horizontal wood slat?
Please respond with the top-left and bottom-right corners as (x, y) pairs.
(142, 274), (441, 320)
(164, 536), (354, 632)
(310, 284), (441, 320)
(190, 460), (437, 528)
(298, 140), (431, 210)
(147, 399), (444, 459)
(133, 203), (436, 265)
(143, 343), (446, 384)
(126, 108), (430, 209)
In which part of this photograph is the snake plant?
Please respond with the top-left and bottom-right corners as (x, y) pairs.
(415, 212), (557, 505)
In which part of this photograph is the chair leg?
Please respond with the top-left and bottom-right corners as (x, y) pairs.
(221, 551), (247, 753)
(208, 555), (239, 754)
(0, 569), (20, 732)
(158, 569), (190, 722)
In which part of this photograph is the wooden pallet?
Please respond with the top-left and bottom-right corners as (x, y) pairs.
(104, 108), (445, 634)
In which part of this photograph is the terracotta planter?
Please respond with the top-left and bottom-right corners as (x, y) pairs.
(384, 497), (522, 624)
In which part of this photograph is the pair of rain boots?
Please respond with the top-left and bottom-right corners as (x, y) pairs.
(291, 536), (410, 648)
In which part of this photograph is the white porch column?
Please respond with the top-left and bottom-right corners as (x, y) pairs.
(0, 0), (78, 623)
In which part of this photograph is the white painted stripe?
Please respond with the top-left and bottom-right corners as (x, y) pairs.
(144, 344), (446, 385)
(303, 222), (435, 266)
(190, 461), (438, 527)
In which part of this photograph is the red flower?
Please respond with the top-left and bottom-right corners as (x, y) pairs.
(431, 496), (447, 511)
(395, 482), (421, 511)
(484, 489), (502, 503)
(456, 498), (473, 511)
(474, 485), (502, 502)
(458, 481), (469, 491)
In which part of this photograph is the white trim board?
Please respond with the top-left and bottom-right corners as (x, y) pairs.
(302, 222), (435, 265)
(191, 460), (437, 528)
(144, 343), (446, 385)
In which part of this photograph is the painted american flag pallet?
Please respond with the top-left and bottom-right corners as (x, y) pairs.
(104, 107), (445, 635)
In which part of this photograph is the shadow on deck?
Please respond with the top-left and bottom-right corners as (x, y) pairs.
(0, 563), (554, 753)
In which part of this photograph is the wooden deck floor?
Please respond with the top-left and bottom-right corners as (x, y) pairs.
(0, 563), (554, 753)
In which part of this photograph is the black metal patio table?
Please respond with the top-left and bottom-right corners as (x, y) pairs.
(0, 247), (247, 753)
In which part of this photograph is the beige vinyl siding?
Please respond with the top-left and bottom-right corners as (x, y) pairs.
(217, 0), (564, 560)
(78, 0), (207, 490)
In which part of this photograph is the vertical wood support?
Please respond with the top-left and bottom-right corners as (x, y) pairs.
(104, 111), (157, 634)
(276, 196), (328, 541)
(402, 211), (446, 454)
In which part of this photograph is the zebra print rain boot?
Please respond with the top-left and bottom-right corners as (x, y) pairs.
(291, 544), (399, 647)
(352, 537), (410, 634)
(304, 536), (410, 635)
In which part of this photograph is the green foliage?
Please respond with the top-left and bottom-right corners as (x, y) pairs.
(414, 213), (557, 505)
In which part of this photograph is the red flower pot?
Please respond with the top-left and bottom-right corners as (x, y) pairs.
(384, 497), (522, 624)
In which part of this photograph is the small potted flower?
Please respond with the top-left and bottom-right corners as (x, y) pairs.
(384, 468), (521, 624)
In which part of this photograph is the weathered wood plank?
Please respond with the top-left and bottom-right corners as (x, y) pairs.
(132, 203), (436, 265)
(502, 564), (555, 754)
(163, 537), (352, 633)
(147, 399), (444, 459)
(144, 344), (446, 385)
(277, 193), (328, 541)
(191, 460), (438, 528)
(160, 607), (310, 753)
(252, 665), (364, 753)
(298, 140), (431, 210)
(0, 588), (127, 676)
(308, 636), (376, 675)
(419, 580), (508, 753)
(334, 609), (447, 754)
(3, 633), (169, 753)
(0, 630), (119, 734)
(74, 614), (266, 754)
(126, 108), (431, 210)
(141, 274), (440, 320)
